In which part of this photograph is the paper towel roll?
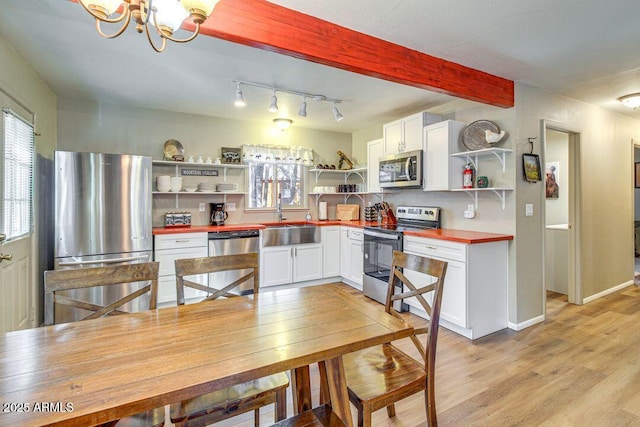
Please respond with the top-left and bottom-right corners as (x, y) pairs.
(319, 201), (328, 220)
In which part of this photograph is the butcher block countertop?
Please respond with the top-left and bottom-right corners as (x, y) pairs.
(153, 221), (513, 244)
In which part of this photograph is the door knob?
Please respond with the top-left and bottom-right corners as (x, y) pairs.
(0, 253), (12, 263)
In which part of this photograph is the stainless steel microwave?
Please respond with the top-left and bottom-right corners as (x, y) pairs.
(379, 150), (423, 189)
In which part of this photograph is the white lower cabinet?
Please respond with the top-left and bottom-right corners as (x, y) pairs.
(154, 232), (208, 306)
(322, 226), (341, 278)
(403, 235), (508, 339)
(340, 227), (364, 288)
(261, 243), (322, 287)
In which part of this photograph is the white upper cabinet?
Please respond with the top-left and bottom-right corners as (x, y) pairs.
(423, 120), (466, 191)
(383, 111), (441, 156)
(366, 138), (383, 193)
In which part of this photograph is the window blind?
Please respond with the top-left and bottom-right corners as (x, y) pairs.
(2, 108), (34, 241)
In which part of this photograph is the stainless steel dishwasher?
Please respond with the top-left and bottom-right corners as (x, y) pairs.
(208, 229), (260, 295)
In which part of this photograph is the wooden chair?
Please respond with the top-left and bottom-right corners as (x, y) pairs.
(271, 404), (346, 427)
(342, 250), (448, 427)
(43, 262), (164, 427)
(43, 262), (160, 325)
(170, 253), (289, 427)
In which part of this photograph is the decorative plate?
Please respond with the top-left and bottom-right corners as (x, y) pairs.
(461, 120), (500, 151)
(163, 139), (184, 160)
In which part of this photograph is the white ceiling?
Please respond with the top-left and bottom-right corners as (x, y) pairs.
(2, 0), (640, 133)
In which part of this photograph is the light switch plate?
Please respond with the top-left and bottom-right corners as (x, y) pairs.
(227, 202), (236, 212)
(525, 203), (534, 216)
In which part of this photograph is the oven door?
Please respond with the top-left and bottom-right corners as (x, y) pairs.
(363, 228), (402, 306)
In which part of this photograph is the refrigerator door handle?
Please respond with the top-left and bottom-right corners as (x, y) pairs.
(58, 255), (149, 266)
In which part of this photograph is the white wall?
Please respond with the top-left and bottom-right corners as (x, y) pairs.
(515, 83), (640, 321)
(57, 98), (353, 226)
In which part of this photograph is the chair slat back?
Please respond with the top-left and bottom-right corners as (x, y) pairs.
(385, 250), (447, 370)
(43, 262), (159, 326)
(174, 252), (259, 305)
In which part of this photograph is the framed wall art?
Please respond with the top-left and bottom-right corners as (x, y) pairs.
(635, 162), (640, 188)
(522, 153), (542, 182)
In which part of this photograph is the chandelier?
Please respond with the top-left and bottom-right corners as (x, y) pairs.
(78, 0), (219, 53)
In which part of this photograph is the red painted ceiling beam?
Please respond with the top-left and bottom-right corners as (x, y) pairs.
(196, 0), (514, 108)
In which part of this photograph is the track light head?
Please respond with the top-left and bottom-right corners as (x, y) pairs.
(332, 102), (344, 122)
(234, 83), (245, 107)
(298, 97), (307, 117)
(268, 89), (279, 113)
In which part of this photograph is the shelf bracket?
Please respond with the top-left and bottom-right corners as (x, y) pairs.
(457, 150), (508, 173)
(490, 189), (507, 210)
(459, 189), (507, 210)
(460, 190), (478, 210)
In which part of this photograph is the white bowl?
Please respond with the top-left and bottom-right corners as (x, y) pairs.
(184, 187), (197, 192)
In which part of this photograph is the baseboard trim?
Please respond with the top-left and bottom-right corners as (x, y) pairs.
(582, 280), (634, 304)
(508, 315), (545, 331)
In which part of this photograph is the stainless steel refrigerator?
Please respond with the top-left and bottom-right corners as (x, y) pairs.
(54, 151), (152, 323)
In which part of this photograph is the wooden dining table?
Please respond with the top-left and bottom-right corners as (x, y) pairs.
(0, 284), (412, 427)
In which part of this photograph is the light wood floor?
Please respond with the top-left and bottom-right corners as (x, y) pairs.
(164, 282), (640, 427)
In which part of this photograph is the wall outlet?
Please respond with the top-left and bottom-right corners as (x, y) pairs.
(467, 204), (475, 212)
(525, 203), (534, 216)
(199, 203), (205, 212)
(226, 202), (236, 212)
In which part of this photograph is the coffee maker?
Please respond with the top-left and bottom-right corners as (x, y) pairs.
(210, 203), (228, 226)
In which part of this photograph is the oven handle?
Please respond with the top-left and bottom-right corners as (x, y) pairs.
(364, 229), (402, 240)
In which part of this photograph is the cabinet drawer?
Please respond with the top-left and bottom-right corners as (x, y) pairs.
(154, 232), (208, 250)
(155, 246), (208, 276)
(403, 235), (466, 262)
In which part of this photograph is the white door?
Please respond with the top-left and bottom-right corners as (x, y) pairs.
(367, 138), (383, 193)
(0, 98), (35, 333)
(293, 243), (323, 282)
(261, 246), (294, 287)
(402, 113), (424, 152)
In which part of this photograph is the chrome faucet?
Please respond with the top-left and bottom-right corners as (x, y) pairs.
(277, 193), (286, 222)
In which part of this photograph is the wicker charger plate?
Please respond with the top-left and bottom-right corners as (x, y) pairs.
(163, 139), (184, 160)
(461, 120), (500, 151)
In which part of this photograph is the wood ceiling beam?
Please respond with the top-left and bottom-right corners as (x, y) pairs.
(197, 0), (514, 108)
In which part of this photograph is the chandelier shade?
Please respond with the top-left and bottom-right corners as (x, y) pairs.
(78, 0), (219, 52)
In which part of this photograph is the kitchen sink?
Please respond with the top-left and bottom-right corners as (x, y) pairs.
(262, 225), (320, 247)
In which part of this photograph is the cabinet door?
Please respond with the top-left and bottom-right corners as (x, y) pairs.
(348, 240), (364, 285)
(423, 120), (466, 191)
(261, 246), (293, 287)
(322, 226), (341, 277)
(383, 119), (402, 156)
(423, 121), (452, 191)
(401, 257), (466, 327)
(402, 113), (425, 152)
(340, 228), (350, 278)
(293, 243), (323, 282)
(367, 138), (383, 193)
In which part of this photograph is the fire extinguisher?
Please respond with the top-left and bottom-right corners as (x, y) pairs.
(463, 163), (474, 188)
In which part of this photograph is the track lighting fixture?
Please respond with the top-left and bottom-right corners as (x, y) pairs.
(332, 102), (344, 122)
(298, 96), (307, 117)
(234, 82), (245, 107)
(232, 80), (344, 122)
(268, 89), (279, 113)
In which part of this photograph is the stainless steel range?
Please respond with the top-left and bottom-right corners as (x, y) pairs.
(363, 205), (441, 309)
